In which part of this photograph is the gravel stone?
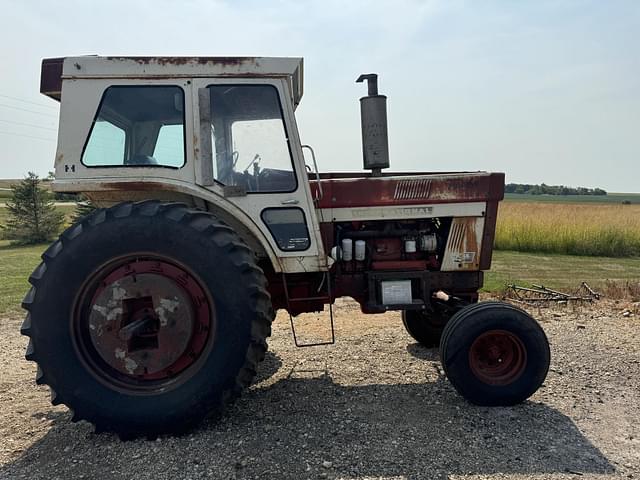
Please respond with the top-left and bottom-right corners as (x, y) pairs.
(1, 297), (638, 479)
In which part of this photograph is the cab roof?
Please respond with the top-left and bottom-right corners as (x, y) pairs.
(40, 56), (304, 107)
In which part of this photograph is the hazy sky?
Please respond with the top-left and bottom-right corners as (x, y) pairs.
(1, 0), (638, 191)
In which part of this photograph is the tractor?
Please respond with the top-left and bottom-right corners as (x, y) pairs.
(23, 56), (550, 438)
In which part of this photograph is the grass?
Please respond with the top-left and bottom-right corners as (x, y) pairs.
(483, 250), (640, 296)
(505, 192), (640, 204)
(0, 240), (45, 316)
(495, 202), (640, 257)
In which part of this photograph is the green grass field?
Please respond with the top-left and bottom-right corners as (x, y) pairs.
(0, 241), (43, 316)
(483, 250), (640, 293)
(504, 192), (640, 204)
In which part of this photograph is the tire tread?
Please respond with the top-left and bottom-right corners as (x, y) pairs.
(20, 200), (275, 438)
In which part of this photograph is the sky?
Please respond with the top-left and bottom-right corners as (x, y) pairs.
(0, 0), (638, 192)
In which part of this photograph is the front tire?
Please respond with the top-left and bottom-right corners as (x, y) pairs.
(401, 309), (448, 347)
(439, 301), (550, 406)
(21, 201), (274, 438)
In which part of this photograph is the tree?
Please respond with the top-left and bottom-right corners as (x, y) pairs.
(5, 172), (64, 244)
(72, 196), (98, 223)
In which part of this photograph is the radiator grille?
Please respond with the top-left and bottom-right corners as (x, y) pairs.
(448, 220), (467, 252)
(393, 179), (432, 200)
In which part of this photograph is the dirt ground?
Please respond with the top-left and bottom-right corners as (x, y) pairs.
(1, 297), (639, 480)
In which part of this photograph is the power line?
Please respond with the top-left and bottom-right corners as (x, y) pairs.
(0, 103), (58, 118)
(0, 93), (58, 110)
(0, 130), (56, 142)
(0, 119), (57, 131)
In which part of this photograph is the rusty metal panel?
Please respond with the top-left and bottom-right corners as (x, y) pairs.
(441, 217), (485, 272)
(40, 58), (64, 100)
(313, 172), (504, 209)
(53, 56), (304, 107)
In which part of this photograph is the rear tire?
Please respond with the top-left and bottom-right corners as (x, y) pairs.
(21, 201), (274, 438)
(439, 301), (550, 406)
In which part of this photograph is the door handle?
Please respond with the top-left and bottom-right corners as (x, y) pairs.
(281, 199), (300, 205)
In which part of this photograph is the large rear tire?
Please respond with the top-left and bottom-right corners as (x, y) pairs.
(439, 301), (550, 406)
(21, 201), (274, 438)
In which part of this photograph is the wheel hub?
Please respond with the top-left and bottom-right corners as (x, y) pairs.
(468, 329), (527, 386)
(77, 258), (212, 387)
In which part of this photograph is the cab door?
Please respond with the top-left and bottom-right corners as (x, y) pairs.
(191, 78), (326, 273)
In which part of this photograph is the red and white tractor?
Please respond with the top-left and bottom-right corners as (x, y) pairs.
(23, 56), (550, 437)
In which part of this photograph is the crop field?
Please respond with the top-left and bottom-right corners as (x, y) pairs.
(504, 192), (640, 204)
(495, 201), (640, 257)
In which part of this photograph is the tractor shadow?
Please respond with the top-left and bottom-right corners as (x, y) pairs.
(253, 349), (283, 384)
(0, 351), (614, 480)
(406, 342), (440, 360)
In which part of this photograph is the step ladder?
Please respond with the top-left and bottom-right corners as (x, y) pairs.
(282, 272), (335, 347)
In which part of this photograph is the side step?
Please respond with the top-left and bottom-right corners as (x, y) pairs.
(282, 273), (335, 348)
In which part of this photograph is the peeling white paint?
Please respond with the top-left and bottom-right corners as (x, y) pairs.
(91, 304), (123, 323)
(112, 285), (127, 301)
(155, 297), (180, 327)
(124, 357), (138, 374)
(106, 307), (123, 322)
(92, 304), (108, 317)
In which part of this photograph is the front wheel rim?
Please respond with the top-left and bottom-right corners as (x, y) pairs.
(468, 329), (527, 386)
(73, 256), (214, 393)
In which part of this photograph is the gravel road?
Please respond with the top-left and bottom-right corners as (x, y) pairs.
(1, 298), (638, 480)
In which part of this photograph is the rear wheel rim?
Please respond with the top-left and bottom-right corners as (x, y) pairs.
(73, 256), (214, 393)
(468, 329), (527, 385)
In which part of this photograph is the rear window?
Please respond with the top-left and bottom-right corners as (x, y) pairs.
(82, 86), (185, 168)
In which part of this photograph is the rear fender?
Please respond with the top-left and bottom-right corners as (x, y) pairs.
(57, 178), (283, 272)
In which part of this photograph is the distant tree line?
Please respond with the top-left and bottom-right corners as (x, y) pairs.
(505, 183), (607, 196)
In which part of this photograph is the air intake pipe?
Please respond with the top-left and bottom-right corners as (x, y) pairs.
(356, 73), (389, 176)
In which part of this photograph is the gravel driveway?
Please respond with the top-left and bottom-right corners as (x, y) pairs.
(1, 298), (638, 479)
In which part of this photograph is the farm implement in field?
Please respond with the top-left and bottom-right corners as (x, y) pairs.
(505, 282), (601, 305)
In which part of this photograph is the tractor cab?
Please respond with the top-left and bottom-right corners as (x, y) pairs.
(41, 56), (324, 272)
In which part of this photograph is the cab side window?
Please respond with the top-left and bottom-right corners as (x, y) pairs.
(82, 86), (185, 168)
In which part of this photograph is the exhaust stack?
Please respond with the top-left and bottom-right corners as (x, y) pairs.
(356, 73), (389, 176)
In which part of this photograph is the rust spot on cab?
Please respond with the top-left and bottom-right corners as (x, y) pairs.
(105, 56), (259, 67)
(99, 181), (177, 192)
